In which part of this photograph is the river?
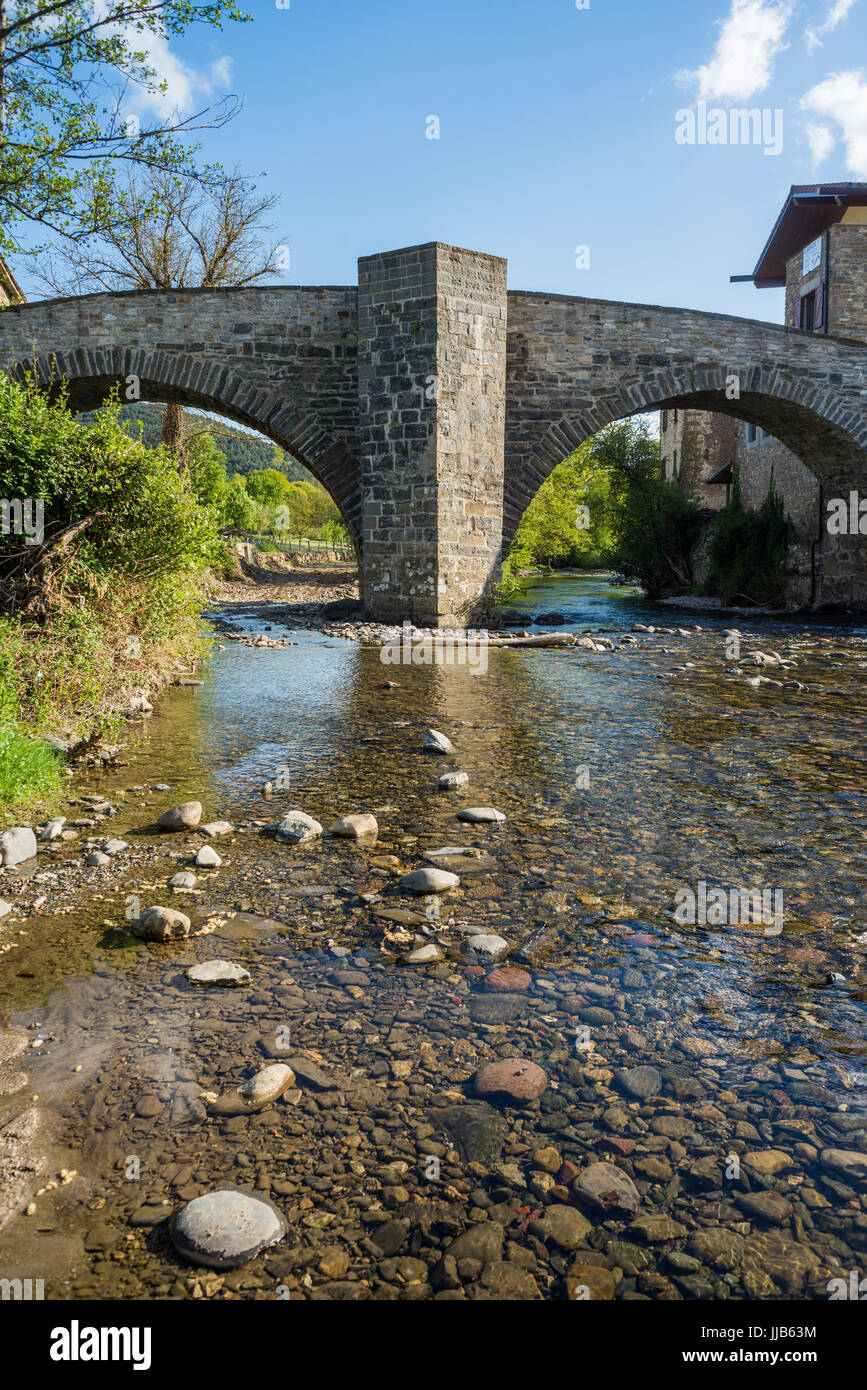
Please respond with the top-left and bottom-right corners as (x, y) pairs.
(0, 571), (865, 1300)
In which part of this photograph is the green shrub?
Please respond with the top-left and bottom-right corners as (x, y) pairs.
(704, 470), (794, 605)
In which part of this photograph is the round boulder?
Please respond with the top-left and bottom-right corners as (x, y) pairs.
(170, 1189), (287, 1269)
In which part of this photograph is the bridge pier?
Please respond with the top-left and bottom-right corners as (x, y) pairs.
(357, 243), (507, 625)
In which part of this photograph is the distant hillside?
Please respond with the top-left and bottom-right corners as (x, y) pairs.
(77, 402), (315, 483)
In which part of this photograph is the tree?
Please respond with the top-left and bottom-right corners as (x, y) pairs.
(0, 0), (248, 258)
(38, 165), (283, 455)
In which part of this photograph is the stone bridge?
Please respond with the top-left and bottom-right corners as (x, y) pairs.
(1, 241), (865, 619)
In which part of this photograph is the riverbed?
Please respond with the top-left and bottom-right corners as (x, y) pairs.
(0, 573), (865, 1300)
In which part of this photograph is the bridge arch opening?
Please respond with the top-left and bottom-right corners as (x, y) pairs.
(8, 352), (363, 558)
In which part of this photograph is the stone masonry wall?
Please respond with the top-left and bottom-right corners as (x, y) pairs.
(358, 244), (506, 625)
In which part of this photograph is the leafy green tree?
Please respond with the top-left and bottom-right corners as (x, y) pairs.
(704, 469), (794, 605)
(0, 0), (249, 258)
(245, 466), (290, 510)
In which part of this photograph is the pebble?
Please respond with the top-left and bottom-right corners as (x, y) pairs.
(186, 960), (250, 988)
(474, 1058), (547, 1103)
(466, 933), (509, 959)
(402, 944), (444, 964)
(400, 867), (459, 894)
(482, 967), (531, 992)
(330, 813), (378, 838)
(201, 821), (234, 838)
(275, 811), (323, 844)
(101, 839), (128, 856)
(572, 1161), (641, 1217)
(130, 906), (192, 941)
(456, 807), (506, 824)
(0, 827), (37, 867)
(424, 729), (455, 755)
(195, 845), (222, 868)
(238, 1064), (295, 1104)
(157, 801), (203, 830)
(529, 1204), (592, 1250)
(170, 1189), (287, 1269)
(170, 871), (197, 889)
(438, 772), (469, 790)
(85, 851), (111, 867)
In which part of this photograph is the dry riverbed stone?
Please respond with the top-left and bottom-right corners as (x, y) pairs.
(170, 1189), (287, 1269)
(157, 801), (202, 831)
(201, 821), (233, 837)
(474, 1058), (547, 1104)
(0, 827), (37, 867)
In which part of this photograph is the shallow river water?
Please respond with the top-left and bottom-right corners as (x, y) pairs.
(0, 574), (865, 1301)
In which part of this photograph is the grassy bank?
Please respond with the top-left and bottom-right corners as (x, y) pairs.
(0, 374), (223, 811)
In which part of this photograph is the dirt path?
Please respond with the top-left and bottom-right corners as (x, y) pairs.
(208, 553), (359, 609)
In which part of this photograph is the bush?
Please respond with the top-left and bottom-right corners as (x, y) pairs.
(704, 470), (794, 605)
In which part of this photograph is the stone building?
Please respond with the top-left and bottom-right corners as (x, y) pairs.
(659, 406), (734, 509)
(664, 181), (867, 605)
(0, 253), (25, 307)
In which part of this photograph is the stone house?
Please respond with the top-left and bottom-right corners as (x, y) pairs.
(661, 182), (867, 604)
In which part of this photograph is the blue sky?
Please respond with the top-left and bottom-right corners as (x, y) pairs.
(24, 0), (867, 323)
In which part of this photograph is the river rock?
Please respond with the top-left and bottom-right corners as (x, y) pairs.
(275, 810), (323, 844)
(457, 807), (506, 824)
(195, 845), (222, 868)
(439, 772), (469, 790)
(102, 839), (128, 856)
(626, 1214), (688, 1243)
(201, 821), (233, 837)
(466, 933), (509, 959)
(447, 1223), (504, 1265)
(0, 900), (12, 920)
(0, 827), (37, 867)
(566, 1264), (617, 1300)
(402, 943), (444, 964)
(432, 1102), (508, 1164)
(238, 1063), (295, 1104)
(131, 906), (192, 941)
(170, 871), (197, 889)
(186, 960), (250, 988)
(170, 1189), (287, 1269)
(481, 967), (529, 993)
(820, 1148), (867, 1182)
(86, 851), (111, 867)
(40, 818), (66, 841)
(735, 1191), (793, 1226)
(424, 729), (454, 755)
(529, 1204), (592, 1250)
(400, 867), (459, 894)
(615, 1065), (662, 1100)
(572, 1161), (641, 1217)
(157, 801), (202, 831)
(474, 1058), (547, 1103)
(330, 813), (378, 838)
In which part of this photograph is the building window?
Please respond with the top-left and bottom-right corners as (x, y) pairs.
(674, 408), (679, 425)
(672, 449), (678, 477)
(661, 409), (668, 432)
(795, 285), (824, 332)
(747, 424), (758, 444)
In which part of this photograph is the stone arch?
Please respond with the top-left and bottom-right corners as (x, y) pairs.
(504, 363), (867, 547)
(10, 347), (363, 552)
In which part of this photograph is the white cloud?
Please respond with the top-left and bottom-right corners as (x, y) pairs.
(801, 69), (867, 175)
(681, 0), (795, 101)
(806, 0), (860, 53)
(804, 120), (837, 161)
